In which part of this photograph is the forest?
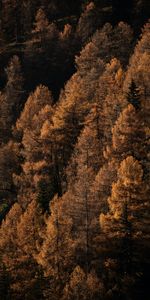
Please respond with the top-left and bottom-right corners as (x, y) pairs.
(0, 0), (150, 299)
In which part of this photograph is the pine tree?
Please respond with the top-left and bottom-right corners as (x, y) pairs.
(127, 80), (141, 109)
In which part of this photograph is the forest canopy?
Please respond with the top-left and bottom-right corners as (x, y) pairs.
(0, 1), (150, 299)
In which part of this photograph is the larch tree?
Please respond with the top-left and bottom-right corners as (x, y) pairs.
(33, 7), (49, 34)
(60, 23), (78, 74)
(110, 103), (148, 168)
(101, 101), (148, 217)
(0, 200), (45, 299)
(65, 105), (105, 273)
(0, 56), (24, 142)
(67, 105), (103, 188)
(0, 203), (22, 299)
(16, 199), (46, 299)
(91, 21), (133, 66)
(14, 85), (54, 209)
(37, 195), (76, 300)
(96, 58), (126, 147)
(75, 40), (105, 77)
(17, 200), (44, 257)
(62, 265), (104, 300)
(123, 21), (150, 126)
(100, 156), (150, 298)
(5, 55), (24, 116)
(46, 73), (92, 195)
(76, 2), (98, 44)
(16, 84), (53, 134)
(90, 160), (117, 237)
(126, 80), (141, 109)
(31, 7), (59, 50)
(0, 141), (18, 208)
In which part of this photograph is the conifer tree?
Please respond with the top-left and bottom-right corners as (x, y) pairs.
(101, 101), (148, 220)
(45, 73), (93, 194)
(0, 141), (18, 204)
(110, 104), (147, 166)
(14, 85), (54, 208)
(124, 21), (150, 125)
(0, 56), (24, 141)
(100, 156), (150, 290)
(67, 105), (103, 188)
(62, 265), (104, 300)
(76, 2), (98, 44)
(65, 105), (105, 272)
(37, 196), (75, 299)
(91, 160), (117, 223)
(96, 58), (126, 146)
(17, 200), (44, 256)
(0, 203), (22, 298)
(16, 199), (46, 298)
(5, 55), (24, 114)
(33, 8), (49, 34)
(127, 80), (141, 109)
(0, 201), (45, 299)
(75, 41), (105, 77)
(16, 85), (53, 134)
(91, 22), (133, 66)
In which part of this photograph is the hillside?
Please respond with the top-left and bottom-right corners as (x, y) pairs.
(0, 1), (150, 299)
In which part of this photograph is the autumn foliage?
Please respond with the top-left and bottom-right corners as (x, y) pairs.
(0, 2), (150, 300)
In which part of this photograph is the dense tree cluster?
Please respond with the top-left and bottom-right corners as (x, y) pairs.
(0, 1), (150, 299)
